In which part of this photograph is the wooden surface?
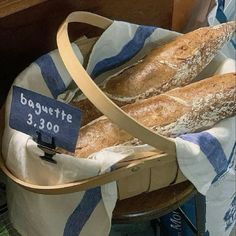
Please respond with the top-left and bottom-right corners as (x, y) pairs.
(113, 181), (196, 223)
(172, 0), (215, 32)
(0, 0), (46, 18)
(172, 0), (197, 32)
(0, 0), (174, 107)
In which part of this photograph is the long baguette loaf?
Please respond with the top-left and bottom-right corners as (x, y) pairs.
(71, 22), (236, 126)
(72, 73), (236, 158)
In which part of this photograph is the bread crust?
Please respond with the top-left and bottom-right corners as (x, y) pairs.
(104, 22), (236, 101)
(72, 21), (236, 126)
(72, 73), (236, 158)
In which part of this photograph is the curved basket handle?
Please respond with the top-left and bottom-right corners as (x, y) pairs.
(0, 151), (172, 195)
(57, 11), (176, 155)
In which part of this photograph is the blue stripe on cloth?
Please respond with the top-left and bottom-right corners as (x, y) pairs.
(215, 0), (236, 49)
(228, 142), (236, 169)
(91, 25), (156, 78)
(224, 193), (236, 230)
(63, 187), (102, 236)
(216, 8), (228, 23)
(180, 132), (228, 176)
(35, 54), (66, 98)
(230, 39), (236, 49)
(217, 0), (225, 10)
(212, 142), (236, 184)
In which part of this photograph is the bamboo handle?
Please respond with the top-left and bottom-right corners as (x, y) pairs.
(57, 11), (176, 155)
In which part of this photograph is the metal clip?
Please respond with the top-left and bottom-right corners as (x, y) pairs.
(35, 132), (57, 164)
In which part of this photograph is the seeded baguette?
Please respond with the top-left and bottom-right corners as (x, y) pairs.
(71, 73), (236, 158)
(71, 21), (236, 126)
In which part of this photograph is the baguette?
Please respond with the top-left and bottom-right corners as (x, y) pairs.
(71, 21), (236, 126)
(72, 73), (236, 158)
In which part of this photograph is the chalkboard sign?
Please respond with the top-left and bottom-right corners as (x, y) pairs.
(9, 86), (82, 152)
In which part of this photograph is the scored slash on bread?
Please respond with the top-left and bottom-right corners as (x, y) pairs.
(71, 21), (236, 126)
(104, 21), (236, 100)
(69, 73), (235, 158)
